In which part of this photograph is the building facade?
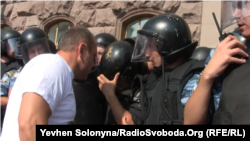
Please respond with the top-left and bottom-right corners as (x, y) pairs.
(1, 1), (222, 49)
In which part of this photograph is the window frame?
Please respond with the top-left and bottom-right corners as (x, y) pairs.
(47, 21), (73, 49)
(115, 9), (164, 40)
(124, 17), (151, 39)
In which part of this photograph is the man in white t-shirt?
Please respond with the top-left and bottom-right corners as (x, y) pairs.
(0, 26), (97, 141)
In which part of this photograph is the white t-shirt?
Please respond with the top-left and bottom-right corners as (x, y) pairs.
(0, 54), (76, 141)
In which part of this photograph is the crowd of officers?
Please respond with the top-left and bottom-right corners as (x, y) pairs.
(0, 1), (250, 136)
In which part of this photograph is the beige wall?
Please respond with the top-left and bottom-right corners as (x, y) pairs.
(1, 1), (224, 48)
(200, 1), (222, 48)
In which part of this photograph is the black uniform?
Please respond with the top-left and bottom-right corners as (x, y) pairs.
(212, 48), (250, 124)
(72, 33), (117, 124)
(212, 30), (250, 124)
(129, 14), (206, 125)
(72, 68), (107, 124)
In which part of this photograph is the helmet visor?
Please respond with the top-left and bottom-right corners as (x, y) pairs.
(20, 37), (51, 64)
(6, 37), (20, 53)
(221, 1), (250, 32)
(131, 33), (157, 62)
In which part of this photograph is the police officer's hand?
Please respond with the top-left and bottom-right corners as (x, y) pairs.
(97, 73), (120, 97)
(203, 35), (248, 80)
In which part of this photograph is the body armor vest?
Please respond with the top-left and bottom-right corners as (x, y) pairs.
(134, 59), (205, 125)
(212, 49), (250, 124)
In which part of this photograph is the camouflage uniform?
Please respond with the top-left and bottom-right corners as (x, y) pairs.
(0, 67), (22, 133)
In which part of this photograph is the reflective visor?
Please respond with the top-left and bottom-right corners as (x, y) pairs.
(19, 37), (51, 64)
(131, 33), (157, 62)
(221, 1), (250, 32)
(6, 37), (20, 53)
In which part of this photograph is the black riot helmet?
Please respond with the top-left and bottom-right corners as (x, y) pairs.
(191, 47), (212, 61)
(131, 14), (198, 93)
(99, 41), (139, 92)
(1, 29), (21, 58)
(131, 13), (198, 64)
(92, 33), (117, 72)
(123, 38), (135, 47)
(95, 33), (117, 48)
(48, 39), (57, 54)
(17, 27), (51, 64)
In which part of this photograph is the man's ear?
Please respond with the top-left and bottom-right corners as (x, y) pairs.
(78, 43), (87, 59)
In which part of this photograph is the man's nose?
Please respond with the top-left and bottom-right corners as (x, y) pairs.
(232, 9), (243, 21)
(145, 49), (151, 57)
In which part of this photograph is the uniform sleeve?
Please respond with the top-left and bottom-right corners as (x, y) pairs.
(181, 48), (217, 106)
(181, 48), (222, 123)
(211, 76), (223, 110)
(129, 91), (144, 125)
(22, 65), (63, 113)
(9, 76), (17, 88)
(181, 72), (202, 106)
(9, 67), (22, 88)
(0, 71), (14, 96)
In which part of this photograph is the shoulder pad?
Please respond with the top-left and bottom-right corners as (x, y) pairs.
(169, 59), (205, 82)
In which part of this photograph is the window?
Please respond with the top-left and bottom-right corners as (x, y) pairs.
(1, 25), (12, 31)
(125, 18), (150, 39)
(48, 21), (73, 49)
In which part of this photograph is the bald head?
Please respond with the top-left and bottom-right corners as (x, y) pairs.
(58, 25), (95, 52)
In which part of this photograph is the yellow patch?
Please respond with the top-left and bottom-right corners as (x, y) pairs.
(9, 70), (14, 76)
(106, 46), (113, 59)
(197, 76), (201, 82)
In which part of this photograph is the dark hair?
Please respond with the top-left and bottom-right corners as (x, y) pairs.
(58, 25), (94, 52)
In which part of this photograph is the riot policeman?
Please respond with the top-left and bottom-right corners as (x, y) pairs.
(97, 13), (206, 125)
(95, 33), (117, 66)
(15, 27), (51, 64)
(184, 0), (250, 125)
(1, 27), (51, 132)
(1, 27), (51, 105)
(191, 47), (212, 60)
(98, 40), (148, 124)
(72, 33), (116, 124)
(0, 29), (21, 132)
(1, 29), (22, 78)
